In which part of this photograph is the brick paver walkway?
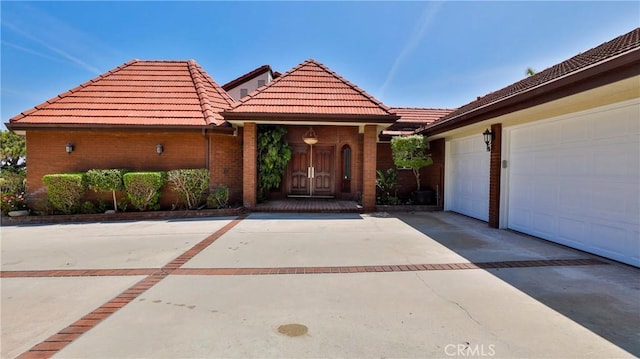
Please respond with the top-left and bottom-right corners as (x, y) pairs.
(2, 214), (609, 359)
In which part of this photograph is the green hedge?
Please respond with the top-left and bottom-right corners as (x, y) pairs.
(42, 173), (86, 214)
(123, 172), (166, 211)
(167, 168), (209, 209)
(207, 185), (229, 209)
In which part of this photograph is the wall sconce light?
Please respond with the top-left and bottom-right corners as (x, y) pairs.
(156, 144), (164, 155)
(65, 143), (74, 154)
(483, 128), (495, 152)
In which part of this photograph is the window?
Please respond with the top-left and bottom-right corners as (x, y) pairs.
(257, 80), (266, 87)
(240, 88), (248, 98)
(341, 145), (351, 192)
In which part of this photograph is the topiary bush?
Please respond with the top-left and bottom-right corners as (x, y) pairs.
(207, 184), (229, 209)
(84, 169), (126, 212)
(123, 171), (166, 211)
(391, 134), (433, 191)
(167, 168), (209, 209)
(42, 173), (85, 214)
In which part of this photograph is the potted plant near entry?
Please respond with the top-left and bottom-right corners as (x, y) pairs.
(390, 134), (434, 205)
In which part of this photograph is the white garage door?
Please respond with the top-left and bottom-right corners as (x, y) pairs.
(506, 100), (640, 267)
(446, 135), (490, 221)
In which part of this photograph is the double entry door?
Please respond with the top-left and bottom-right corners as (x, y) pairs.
(288, 145), (334, 196)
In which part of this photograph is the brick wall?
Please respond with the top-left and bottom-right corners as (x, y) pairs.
(376, 138), (445, 204)
(362, 125), (377, 211)
(25, 129), (227, 210)
(209, 131), (243, 205)
(242, 123), (257, 208)
(488, 123), (502, 228)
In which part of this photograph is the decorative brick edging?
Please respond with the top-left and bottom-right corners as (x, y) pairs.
(1, 269), (157, 278)
(170, 258), (607, 276)
(1, 207), (243, 226)
(15, 214), (246, 359)
(4, 258), (607, 280)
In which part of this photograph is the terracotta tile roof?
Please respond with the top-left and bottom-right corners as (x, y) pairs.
(221, 64), (278, 91)
(9, 59), (234, 128)
(224, 59), (396, 120)
(382, 107), (454, 137)
(423, 27), (640, 132)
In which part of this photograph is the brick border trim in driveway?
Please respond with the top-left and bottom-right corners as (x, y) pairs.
(15, 214), (246, 359)
(4, 258), (607, 279)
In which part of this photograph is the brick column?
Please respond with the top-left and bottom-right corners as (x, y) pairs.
(362, 125), (377, 212)
(243, 122), (257, 209)
(488, 123), (502, 228)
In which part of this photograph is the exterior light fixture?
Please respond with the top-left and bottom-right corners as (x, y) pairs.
(483, 128), (495, 152)
(156, 144), (164, 155)
(65, 143), (74, 154)
(302, 127), (318, 197)
(302, 127), (318, 145)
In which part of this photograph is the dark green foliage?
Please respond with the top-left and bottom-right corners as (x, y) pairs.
(167, 168), (209, 209)
(207, 185), (229, 209)
(85, 169), (126, 211)
(376, 168), (399, 205)
(0, 130), (26, 170)
(123, 172), (166, 211)
(391, 135), (433, 191)
(0, 167), (27, 213)
(42, 173), (85, 214)
(257, 125), (292, 201)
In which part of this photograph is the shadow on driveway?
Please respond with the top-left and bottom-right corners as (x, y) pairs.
(396, 211), (640, 356)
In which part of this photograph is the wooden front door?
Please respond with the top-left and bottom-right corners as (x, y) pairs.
(287, 145), (334, 196)
(289, 145), (309, 195)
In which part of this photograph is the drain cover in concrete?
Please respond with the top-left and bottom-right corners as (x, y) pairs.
(277, 323), (308, 337)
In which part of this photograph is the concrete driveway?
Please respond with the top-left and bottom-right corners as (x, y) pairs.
(1, 212), (638, 358)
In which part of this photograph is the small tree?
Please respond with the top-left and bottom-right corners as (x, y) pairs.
(85, 169), (126, 212)
(167, 168), (209, 209)
(391, 134), (433, 191)
(0, 130), (26, 170)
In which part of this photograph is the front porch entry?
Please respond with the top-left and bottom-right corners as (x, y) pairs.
(288, 144), (334, 198)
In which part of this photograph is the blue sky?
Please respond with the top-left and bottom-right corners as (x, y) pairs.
(2, 1), (638, 129)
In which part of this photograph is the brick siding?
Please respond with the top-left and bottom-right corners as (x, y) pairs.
(488, 123), (502, 228)
(25, 130), (243, 210)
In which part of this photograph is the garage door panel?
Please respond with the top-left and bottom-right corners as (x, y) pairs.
(507, 101), (639, 267)
(446, 135), (489, 221)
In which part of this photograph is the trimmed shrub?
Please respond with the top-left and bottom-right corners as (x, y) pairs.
(207, 185), (229, 209)
(85, 169), (126, 211)
(42, 173), (85, 214)
(123, 172), (166, 211)
(167, 169), (209, 209)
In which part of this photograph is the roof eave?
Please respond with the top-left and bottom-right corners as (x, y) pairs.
(6, 122), (234, 133)
(221, 112), (399, 124)
(420, 47), (640, 136)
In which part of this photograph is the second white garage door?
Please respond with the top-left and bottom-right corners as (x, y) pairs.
(445, 135), (490, 221)
(505, 100), (639, 267)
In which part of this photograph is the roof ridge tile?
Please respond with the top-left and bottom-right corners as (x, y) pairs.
(187, 60), (217, 126)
